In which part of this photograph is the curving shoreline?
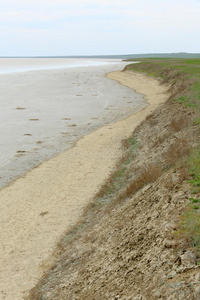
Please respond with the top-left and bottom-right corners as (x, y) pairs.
(0, 70), (169, 299)
(0, 61), (144, 189)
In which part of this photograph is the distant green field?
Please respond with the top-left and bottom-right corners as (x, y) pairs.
(123, 53), (200, 59)
(125, 59), (200, 110)
(126, 58), (200, 77)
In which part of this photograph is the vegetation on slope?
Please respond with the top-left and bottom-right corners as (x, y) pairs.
(126, 59), (200, 254)
(28, 59), (200, 299)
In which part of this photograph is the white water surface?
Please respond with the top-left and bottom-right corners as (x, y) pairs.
(0, 59), (144, 188)
(0, 58), (117, 74)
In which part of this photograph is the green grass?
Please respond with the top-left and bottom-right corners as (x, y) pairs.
(125, 59), (200, 112)
(173, 95), (197, 109)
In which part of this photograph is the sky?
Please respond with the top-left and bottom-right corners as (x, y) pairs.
(0, 0), (199, 56)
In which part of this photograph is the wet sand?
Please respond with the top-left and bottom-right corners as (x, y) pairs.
(0, 69), (169, 299)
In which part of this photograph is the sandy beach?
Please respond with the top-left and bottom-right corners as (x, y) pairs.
(0, 69), (169, 299)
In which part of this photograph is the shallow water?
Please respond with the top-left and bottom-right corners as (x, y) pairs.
(0, 59), (145, 188)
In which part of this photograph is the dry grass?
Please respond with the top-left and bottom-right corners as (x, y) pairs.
(169, 115), (190, 132)
(114, 164), (162, 204)
(152, 131), (171, 148)
(164, 138), (191, 168)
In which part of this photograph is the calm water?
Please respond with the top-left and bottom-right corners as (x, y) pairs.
(0, 57), (120, 74)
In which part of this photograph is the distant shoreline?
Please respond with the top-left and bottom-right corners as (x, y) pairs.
(1, 52), (200, 59)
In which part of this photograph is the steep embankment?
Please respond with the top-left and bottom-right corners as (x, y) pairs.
(28, 60), (200, 299)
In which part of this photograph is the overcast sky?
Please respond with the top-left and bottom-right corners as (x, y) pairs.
(0, 0), (199, 56)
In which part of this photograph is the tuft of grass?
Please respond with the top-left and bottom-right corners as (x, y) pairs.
(189, 198), (200, 203)
(164, 138), (191, 169)
(193, 117), (200, 125)
(113, 163), (163, 207)
(176, 205), (200, 253)
(191, 189), (199, 194)
(173, 95), (197, 109)
(193, 205), (199, 210)
(169, 116), (190, 132)
(175, 146), (200, 255)
(188, 146), (200, 193)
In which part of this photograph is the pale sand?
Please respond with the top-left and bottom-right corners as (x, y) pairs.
(0, 70), (169, 299)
